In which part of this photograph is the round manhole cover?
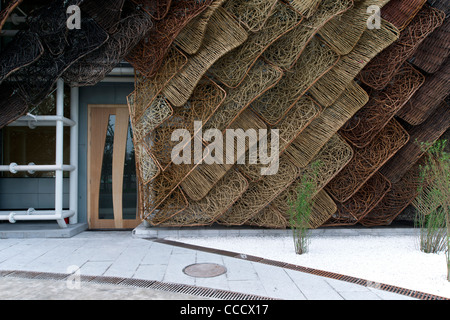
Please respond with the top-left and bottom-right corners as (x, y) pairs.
(183, 263), (227, 278)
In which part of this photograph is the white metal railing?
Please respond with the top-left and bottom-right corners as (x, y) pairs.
(7, 115), (76, 128)
(0, 79), (79, 228)
(0, 163), (75, 174)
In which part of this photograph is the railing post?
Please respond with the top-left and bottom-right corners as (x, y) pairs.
(55, 79), (66, 228)
(69, 86), (79, 225)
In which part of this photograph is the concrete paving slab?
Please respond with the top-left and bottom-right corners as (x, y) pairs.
(252, 263), (306, 300)
(227, 280), (268, 297)
(80, 261), (112, 276)
(133, 264), (168, 282)
(286, 270), (345, 300)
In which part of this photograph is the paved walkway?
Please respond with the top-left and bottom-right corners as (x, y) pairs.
(0, 231), (416, 300)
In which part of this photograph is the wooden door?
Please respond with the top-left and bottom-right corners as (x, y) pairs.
(88, 105), (140, 229)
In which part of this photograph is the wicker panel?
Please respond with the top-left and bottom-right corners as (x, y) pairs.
(147, 77), (226, 171)
(10, 17), (108, 105)
(210, 1), (303, 88)
(204, 59), (283, 133)
(175, 0), (227, 55)
(131, 0), (172, 20)
(285, 81), (368, 168)
(359, 6), (445, 91)
(181, 108), (267, 201)
(161, 7), (248, 107)
(217, 155), (300, 226)
(63, 8), (153, 87)
(11, 5), (109, 105)
(0, 31), (44, 85)
(326, 119), (410, 203)
(274, 96), (322, 154)
(80, 0), (125, 33)
(309, 19), (399, 107)
(126, 0), (212, 78)
(159, 169), (249, 227)
(380, 100), (450, 184)
(322, 172), (391, 227)
(246, 205), (290, 229)
(263, 0), (352, 70)
(294, 134), (355, 196)
(223, 0), (278, 32)
(306, 190), (337, 229)
(251, 37), (339, 125)
(412, 17), (450, 74)
(274, 134), (353, 213)
(428, 0), (450, 16)
(0, 0), (23, 32)
(239, 96), (321, 182)
(340, 63), (425, 148)
(360, 159), (426, 227)
(27, 0), (85, 57)
(129, 94), (173, 145)
(281, 0), (322, 18)
(128, 47), (187, 123)
(381, 0), (427, 31)
(134, 141), (161, 185)
(0, 83), (28, 129)
(318, 0), (391, 55)
(397, 58), (449, 125)
(142, 187), (189, 226)
(141, 161), (197, 221)
(265, 190), (337, 229)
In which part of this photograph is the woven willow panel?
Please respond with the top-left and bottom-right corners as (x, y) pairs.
(285, 81), (368, 168)
(210, 1), (303, 88)
(161, 7), (248, 107)
(326, 119), (410, 203)
(263, 0), (352, 70)
(251, 37), (339, 125)
(309, 19), (399, 107)
(340, 63), (425, 148)
(318, 0), (391, 55)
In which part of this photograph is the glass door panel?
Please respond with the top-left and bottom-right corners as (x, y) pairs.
(88, 105), (140, 229)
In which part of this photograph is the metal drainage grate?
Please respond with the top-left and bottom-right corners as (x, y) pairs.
(0, 270), (276, 300)
(183, 263), (227, 278)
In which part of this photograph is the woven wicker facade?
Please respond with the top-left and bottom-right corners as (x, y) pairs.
(1, 0), (448, 229)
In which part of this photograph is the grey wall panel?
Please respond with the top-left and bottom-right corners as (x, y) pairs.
(0, 178), (69, 210)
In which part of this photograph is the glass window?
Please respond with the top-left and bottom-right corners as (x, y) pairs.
(0, 85), (71, 178)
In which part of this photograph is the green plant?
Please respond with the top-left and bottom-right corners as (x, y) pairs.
(414, 139), (449, 279)
(287, 161), (320, 255)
